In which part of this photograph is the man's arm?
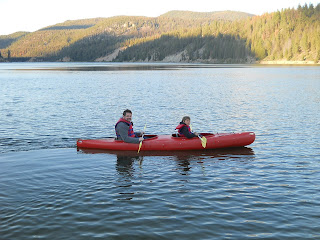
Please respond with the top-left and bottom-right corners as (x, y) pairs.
(116, 122), (140, 144)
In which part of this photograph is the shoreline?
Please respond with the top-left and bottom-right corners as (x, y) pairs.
(259, 60), (319, 65)
(1, 59), (319, 65)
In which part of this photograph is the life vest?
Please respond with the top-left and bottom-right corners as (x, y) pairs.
(115, 118), (135, 138)
(175, 123), (192, 137)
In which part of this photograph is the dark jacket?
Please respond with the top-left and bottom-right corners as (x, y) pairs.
(175, 122), (197, 138)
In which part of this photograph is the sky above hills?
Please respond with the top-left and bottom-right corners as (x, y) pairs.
(0, 0), (319, 35)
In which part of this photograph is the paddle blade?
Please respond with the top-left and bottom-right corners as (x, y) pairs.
(201, 136), (207, 148)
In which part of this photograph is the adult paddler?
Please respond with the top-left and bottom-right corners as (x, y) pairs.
(115, 109), (144, 143)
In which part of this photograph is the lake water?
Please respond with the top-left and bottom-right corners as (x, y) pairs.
(1, 62), (320, 239)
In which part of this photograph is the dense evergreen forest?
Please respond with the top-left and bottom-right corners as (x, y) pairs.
(0, 4), (319, 63)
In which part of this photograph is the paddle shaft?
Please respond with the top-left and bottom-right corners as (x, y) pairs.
(138, 124), (147, 153)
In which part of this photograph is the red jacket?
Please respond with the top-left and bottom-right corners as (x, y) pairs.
(175, 122), (192, 137)
(115, 118), (135, 138)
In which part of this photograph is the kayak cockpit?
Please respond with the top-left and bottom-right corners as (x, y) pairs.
(171, 133), (215, 138)
(144, 134), (158, 140)
(113, 134), (158, 141)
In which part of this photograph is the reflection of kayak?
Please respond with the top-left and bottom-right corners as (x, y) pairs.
(77, 132), (255, 151)
(78, 146), (255, 157)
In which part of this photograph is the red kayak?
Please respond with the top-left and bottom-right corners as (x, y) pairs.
(77, 132), (255, 151)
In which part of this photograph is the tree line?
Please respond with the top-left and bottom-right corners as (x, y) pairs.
(0, 4), (319, 63)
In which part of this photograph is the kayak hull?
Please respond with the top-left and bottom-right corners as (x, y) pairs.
(77, 132), (255, 151)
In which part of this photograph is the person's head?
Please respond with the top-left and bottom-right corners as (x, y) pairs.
(181, 116), (191, 126)
(123, 109), (132, 122)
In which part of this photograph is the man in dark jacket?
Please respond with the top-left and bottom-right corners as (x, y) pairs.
(115, 109), (144, 144)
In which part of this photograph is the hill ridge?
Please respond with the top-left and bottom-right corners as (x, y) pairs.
(1, 5), (319, 64)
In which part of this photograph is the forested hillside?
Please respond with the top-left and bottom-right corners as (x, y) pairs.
(0, 4), (319, 63)
(160, 10), (254, 20)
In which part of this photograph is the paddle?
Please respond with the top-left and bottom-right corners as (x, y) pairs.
(198, 135), (207, 148)
(137, 124), (147, 153)
(190, 124), (207, 148)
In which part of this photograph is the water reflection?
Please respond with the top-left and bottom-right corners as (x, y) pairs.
(173, 155), (193, 175)
(115, 155), (142, 201)
(78, 147), (255, 179)
(116, 155), (138, 178)
(79, 147), (255, 176)
(167, 148), (255, 175)
(9, 63), (250, 72)
(78, 147), (255, 158)
(87, 148), (253, 201)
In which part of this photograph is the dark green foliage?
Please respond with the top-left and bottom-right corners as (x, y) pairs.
(116, 33), (252, 62)
(1, 5), (319, 63)
(0, 32), (29, 48)
(40, 25), (95, 31)
(55, 33), (123, 61)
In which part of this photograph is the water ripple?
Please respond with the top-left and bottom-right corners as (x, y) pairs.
(1, 63), (320, 239)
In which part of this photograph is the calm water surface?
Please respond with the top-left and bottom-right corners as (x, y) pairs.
(0, 62), (320, 239)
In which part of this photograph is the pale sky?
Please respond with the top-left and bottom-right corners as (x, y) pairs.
(0, 0), (319, 35)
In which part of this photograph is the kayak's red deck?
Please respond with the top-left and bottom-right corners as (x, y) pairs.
(77, 132), (255, 151)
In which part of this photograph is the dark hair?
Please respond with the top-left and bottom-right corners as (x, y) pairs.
(123, 109), (132, 116)
(181, 116), (190, 122)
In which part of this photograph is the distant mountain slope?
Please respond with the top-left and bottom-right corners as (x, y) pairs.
(0, 32), (29, 49)
(1, 5), (319, 63)
(160, 10), (254, 20)
(39, 18), (105, 31)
